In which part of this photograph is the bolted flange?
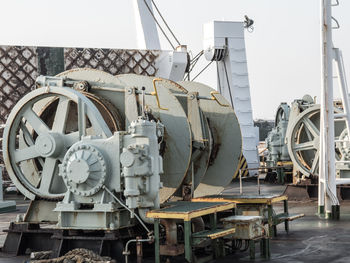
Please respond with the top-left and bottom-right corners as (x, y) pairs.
(61, 143), (107, 196)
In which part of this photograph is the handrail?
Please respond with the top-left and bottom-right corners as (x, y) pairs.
(152, 78), (169, 110)
(210, 91), (230, 107)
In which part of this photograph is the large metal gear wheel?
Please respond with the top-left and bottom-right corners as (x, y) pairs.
(2, 86), (112, 200)
(286, 105), (345, 177)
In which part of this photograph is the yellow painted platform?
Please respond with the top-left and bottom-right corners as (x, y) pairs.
(192, 194), (288, 205)
(146, 201), (236, 221)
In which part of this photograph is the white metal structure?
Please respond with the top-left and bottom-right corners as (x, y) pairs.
(319, 0), (350, 218)
(155, 46), (188, 82)
(133, 3), (259, 174)
(133, 0), (161, 50)
(133, 0), (188, 82)
(203, 21), (259, 175)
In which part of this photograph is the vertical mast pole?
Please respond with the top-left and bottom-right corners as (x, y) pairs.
(319, 0), (339, 219)
(319, 0), (326, 215)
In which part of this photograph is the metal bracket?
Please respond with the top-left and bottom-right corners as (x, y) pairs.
(332, 16), (340, 29)
(125, 87), (139, 127)
(332, 0), (339, 6)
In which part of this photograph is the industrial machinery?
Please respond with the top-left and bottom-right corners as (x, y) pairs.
(285, 99), (346, 181)
(203, 21), (260, 176)
(265, 102), (291, 168)
(2, 68), (242, 257)
(265, 94), (350, 191)
(264, 95), (315, 183)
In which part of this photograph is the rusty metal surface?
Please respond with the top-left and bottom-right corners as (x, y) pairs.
(221, 215), (264, 240)
(64, 48), (160, 76)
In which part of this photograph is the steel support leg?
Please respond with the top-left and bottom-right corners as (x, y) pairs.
(318, 205), (325, 216)
(154, 219), (160, 263)
(184, 220), (192, 262)
(267, 204), (274, 237)
(267, 238), (271, 259)
(284, 199), (289, 233)
(263, 238), (270, 259)
(209, 213), (219, 258)
(332, 205), (340, 220)
(249, 240), (255, 259)
(277, 167), (283, 184)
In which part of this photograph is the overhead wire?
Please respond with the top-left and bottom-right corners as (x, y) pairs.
(151, 0), (181, 46)
(142, 0), (181, 50)
(184, 50), (204, 80)
(142, 0), (175, 49)
(223, 61), (234, 107)
(103, 186), (152, 234)
(216, 61), (222, 94)
(190, 50), (204, 63)
(191, 60), (213, 81)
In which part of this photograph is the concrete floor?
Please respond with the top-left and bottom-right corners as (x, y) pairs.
(1, 180), (350, 262)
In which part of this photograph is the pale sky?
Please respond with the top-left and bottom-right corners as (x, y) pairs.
(0, 0), (349, 119)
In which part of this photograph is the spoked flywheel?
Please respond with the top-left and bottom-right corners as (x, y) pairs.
(286, 105), (345, 177)
(3, 86), (113, 200)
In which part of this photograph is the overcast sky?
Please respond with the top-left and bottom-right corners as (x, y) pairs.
(0, 0), (349, 119)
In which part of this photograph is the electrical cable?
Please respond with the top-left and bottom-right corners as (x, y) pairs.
(223, 61), (234, 107)
(103, 186), (152, 234)
(191, 60), (213, 81)
(151, 0), (181, 46)
(189, 52), (203, 68)
(216, 61), (222, 94)
(142, 0), (175, 49)
(190, 50), (204, 63)
(183, 51), (204, 80)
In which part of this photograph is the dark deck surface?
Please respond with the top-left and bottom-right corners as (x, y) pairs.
(2, 180), (350, 262)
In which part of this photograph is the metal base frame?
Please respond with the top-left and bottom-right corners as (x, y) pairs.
(1, 222), (137, 261)
(264, 166), (293, 185)
(2, 222), (56, 255)
(154, 213), (225, 263)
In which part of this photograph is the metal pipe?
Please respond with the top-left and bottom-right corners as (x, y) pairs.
(136, 236), (143, 263)
(138, 208), (155, 224)
(319, 0), (339, 216)
(336, 178), (350, 185)
(124, 237), (152, 263)
(103, 186), (152, 233)
(334, 48), (350, 133)
(319, 0), (327, 212)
